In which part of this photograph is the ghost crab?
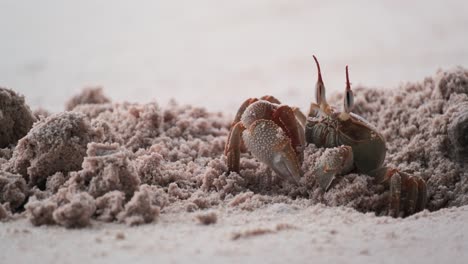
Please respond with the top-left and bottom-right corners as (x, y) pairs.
(224, 56), (428, 217)
(306, 56), (427, 217)
(224, 95), (306, 183)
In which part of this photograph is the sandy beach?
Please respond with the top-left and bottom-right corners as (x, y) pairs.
(2, 204), (467, 264)
(1, 1), (468, 264)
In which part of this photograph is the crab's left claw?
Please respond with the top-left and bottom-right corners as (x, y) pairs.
(243, 119), (302, 183)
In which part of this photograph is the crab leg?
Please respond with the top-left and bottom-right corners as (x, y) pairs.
(399, 172), (427, 215)
(405, 176), (420, 214)
(415, 177), (428, 212)
(260, 95), (281, 104)
(374, 167), (427, 217)
(225, 122), (246, 173)
(292, 107), (307, 149)
(232, 98), (259, 128)
(273, 105), (304, 159)
(292, 107), (306, 127)
(388, 169), (401, 217)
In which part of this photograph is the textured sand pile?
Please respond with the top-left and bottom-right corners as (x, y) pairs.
(0, 68), (467, 228)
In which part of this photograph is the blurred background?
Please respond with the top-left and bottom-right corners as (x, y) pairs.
(1, 0), (467, 113)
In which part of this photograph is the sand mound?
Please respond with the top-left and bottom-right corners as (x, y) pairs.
(0, 87), (36, 148)
(8, 112), (93, 187)
(65, 87), (111, 111)
(0, 68), (467, 227)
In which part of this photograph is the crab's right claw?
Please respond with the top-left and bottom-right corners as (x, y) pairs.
(244, 119), (302, 184)
(314, 145), (354, 191)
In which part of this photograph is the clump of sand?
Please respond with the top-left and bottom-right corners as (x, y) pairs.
(195, 211), (218, 225)
(8, 112), (93, 188)
(0, 171), (28, 211)
(0, 68), (467, 227)
(65, 87), (111, 111)
(0, 87), (36, 148)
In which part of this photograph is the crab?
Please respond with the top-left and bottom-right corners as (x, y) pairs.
(305, 56), (428, 217)
(224, 95), (306, 183)
(224, 56), (428, 217)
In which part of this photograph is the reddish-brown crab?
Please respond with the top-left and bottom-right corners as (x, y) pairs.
(224, 95), (306, 183)
(225, 56), (428, 217)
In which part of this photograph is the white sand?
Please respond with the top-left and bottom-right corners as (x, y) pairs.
(1, 204), (467, 264)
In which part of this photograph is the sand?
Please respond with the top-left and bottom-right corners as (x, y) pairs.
(0, 87), (36, 148)
(1, 204), (467, 264)
(0, 68), (467, 263)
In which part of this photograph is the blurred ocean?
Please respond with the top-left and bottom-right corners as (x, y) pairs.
(1, 0), (467, 113)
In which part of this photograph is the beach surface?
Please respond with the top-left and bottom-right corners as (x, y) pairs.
(1, 1), (468, 264)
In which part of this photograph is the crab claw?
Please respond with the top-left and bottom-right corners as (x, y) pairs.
(314, 145), (354, 190)
(243, 119), (302, 183)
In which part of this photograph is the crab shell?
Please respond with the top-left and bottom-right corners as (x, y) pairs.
(305, 111), (386, 174)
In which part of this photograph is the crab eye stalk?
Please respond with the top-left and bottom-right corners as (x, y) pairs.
(344, 65), (354, 113)
(313, 55), (327, 106)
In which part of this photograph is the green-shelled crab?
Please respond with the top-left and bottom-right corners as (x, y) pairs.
(224, 56), (427, 217)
